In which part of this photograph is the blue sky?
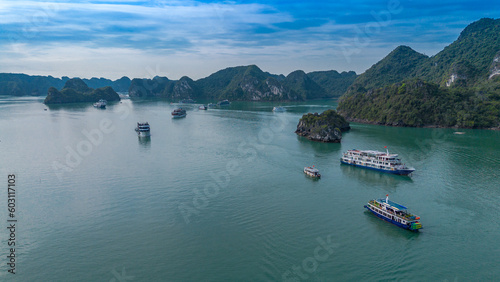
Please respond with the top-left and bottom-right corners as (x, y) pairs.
(1, 0), (499, 80)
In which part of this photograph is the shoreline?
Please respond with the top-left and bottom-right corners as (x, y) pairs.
(344, 117), (500, 131)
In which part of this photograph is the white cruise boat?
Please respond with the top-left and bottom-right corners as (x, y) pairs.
(340, 148), (415, 175)
(135, 122), (150, 137)
(272, 106), (286, 112)
(93, 99), (107, 109)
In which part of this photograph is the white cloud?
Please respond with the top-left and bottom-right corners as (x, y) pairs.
(0, 0), (497, 80)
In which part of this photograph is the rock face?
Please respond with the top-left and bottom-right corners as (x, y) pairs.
(489, 51), (500, 79)
(295, 109), (350, 142)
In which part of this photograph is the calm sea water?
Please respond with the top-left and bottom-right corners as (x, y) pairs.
(0, 96), (499, 281)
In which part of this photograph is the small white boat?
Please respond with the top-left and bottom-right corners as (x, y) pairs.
(273, 106), (285, 112)
(135, 122), (150, 137)
(172, 108), (187, 118)
(199, 105), (207, 110)
(93, 99), (107, 109)
(304, 166), (321, 178)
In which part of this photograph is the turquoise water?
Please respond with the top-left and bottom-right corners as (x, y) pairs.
(0, 96), (499, 281)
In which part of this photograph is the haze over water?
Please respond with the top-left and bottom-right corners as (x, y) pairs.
(0, 96), (499, 281)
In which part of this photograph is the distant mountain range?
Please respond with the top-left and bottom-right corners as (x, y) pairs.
(0, 66), (356, 101)
(0, 74), (131, 96)
(338, 18), (500, 129)
(128, 65), (357, 101)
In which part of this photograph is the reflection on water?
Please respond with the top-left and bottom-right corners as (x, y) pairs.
(340, 163), (413, 188)
(46, 102), (92, 111)
(138, 136), (151, 147)
(296, 135), (342, 154)
(304, 174), (321, 181)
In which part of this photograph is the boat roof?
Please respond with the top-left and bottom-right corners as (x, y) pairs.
(377, 199), (408, 210)
(349, 149), (398, 157)
(305, 167), (319, 172)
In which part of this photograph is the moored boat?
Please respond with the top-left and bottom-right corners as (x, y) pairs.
(304, 166), (321, 178)
(340, 147), (415, 175)
(172, 108), (187, 118)
(135, 122), (150, 137)
(364, 195), (422, 231)
(217, 99), (230, 106)
(93, 99), (107, 109)
(199, 105), (207, 110)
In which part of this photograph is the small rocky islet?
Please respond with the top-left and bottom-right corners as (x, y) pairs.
(295, 109), (350, 142)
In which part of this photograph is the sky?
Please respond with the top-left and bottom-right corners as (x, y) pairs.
(0, 0), (499, 80)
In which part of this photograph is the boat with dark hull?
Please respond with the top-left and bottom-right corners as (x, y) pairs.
(341, 148), (415, 175)
(172, 108), (187, 118)
(364, 195), (422, 231)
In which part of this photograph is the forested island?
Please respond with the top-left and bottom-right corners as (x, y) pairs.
(44, 78), (120, 104)
(127, 65), (357, 101)
(0, 74), (130, 97)
(1, 66), (356, 102)
(338, 18), (500, 129)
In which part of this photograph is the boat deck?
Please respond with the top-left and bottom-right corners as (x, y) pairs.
(368, 200), (418, 221)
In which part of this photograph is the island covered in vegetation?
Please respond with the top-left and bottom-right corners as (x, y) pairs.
(295, 109), (350, 142)
(1, 66), (356, 102)
(44, 78), (120, 104)
(338, 18), (500, 129)
(128, 65), (357, 101)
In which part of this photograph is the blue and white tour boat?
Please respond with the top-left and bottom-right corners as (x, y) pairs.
(364, 195), (422, 231)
